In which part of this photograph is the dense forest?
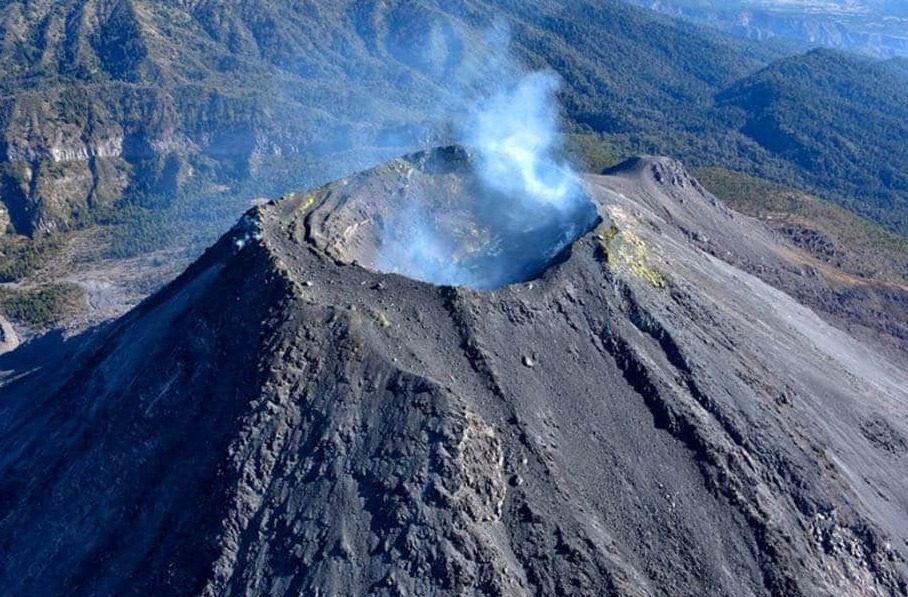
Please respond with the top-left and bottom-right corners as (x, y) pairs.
(716, 49), (908, 233)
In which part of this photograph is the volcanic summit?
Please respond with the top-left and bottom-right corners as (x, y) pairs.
(306, 145), (600, 290)
(1, 148), (908, 596)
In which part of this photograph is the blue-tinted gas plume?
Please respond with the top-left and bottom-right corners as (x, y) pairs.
(374, 28), (598, 289)
(466, 71), (580, 208)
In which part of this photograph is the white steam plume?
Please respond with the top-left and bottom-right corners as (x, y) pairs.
(465, 71), (579, 208)
(375, 27), (598, 289)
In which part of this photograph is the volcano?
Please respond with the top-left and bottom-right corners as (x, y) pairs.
(1, 148), (908, 596)
(307, 146), (600, 290)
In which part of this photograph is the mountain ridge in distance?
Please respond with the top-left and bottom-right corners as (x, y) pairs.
(624, 0), (908, 58)
(1, 147), (907, 595)
(0, 0), (784, 238)
(717, 47), (908, 233)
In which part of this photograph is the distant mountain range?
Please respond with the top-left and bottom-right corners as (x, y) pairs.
(0, 0), (776, 239)
(626, 0), (908, 58)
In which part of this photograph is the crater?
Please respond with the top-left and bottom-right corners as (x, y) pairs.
(303, 146), (600, 290)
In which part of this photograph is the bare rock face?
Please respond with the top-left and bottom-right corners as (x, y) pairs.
(1, 148), (908, 596)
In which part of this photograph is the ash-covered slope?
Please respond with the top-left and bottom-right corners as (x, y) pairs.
(2, 148), (908, 596)
(603, 156), (908, 363)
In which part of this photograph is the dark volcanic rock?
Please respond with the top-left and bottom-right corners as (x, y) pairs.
(1, 149), (908, 596)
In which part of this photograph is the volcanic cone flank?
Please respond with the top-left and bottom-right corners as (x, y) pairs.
(1, 149), (908, 596)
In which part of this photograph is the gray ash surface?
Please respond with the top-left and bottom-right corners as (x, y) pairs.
(1, 148), (907, 596)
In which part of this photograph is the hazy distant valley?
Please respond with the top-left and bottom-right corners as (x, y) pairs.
(627, 0), (908, 57)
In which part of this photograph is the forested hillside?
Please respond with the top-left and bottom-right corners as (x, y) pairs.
(717, 49), (908, 233)
(0, 0), (777, 241)
(1, 0), (907, 278)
